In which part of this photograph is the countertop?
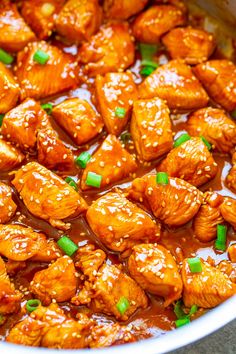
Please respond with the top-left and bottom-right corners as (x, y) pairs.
(170, 319), (236, 354)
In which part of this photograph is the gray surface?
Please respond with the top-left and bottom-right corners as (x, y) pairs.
(170, 320), (236, 354)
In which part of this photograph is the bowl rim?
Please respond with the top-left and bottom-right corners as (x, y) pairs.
(1, 295), (235, 354)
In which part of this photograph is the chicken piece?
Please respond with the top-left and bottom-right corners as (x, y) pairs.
(81, 135), (137, 190)
(12, 162), (87, 230)
(1, 98), (47, 150)
(5, 259), (27, 276)
(55, 0), (102, 44)
(129, 174), (202, 227)
(228, 244), (236, 263)
(0, 256), (22, 314)
(226, 165), (236, 194)
(7, 303), (93, 348)
(75, 245), (106, 281)
(0, 183), (17, 223)
(132, 5), (186, 44)
(73, 263), (148, 321)
(21, 0), (64, 40)
(103, 0), (148, 20)
(30, 256), (77, 305)
(162, 27), (215, 65)
(0, 0), (35, 52)
(194, 60), (236, 111)
(37, 126), (74, 170)
(182, 258), (236, 308)
(193, 192), (224, 242)
(94, 72), (138, 136)
(217, 260), (236, 284)
(220, 197), (236, 229)
(0, 139), (25, 171)
(78, 22), (135, 77)
(158, 137), (218, 187)
(52, 98), (104, 146)
(86, 192), (160, 253)
(139, 60), (209, 111)
(0, 224), (61, 262)
(0, 62), (20, 114)
(128, 244), (183, 306)
(15, 41), (78, 100)
(187, 107), (236, 153)
(131, 97), (173, 161)
(154, 0), (187, 13)
(90, 323), (135, 348)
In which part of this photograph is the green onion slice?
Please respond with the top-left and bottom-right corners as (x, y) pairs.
(120, 132), (131, 144)
(0, 114), (4, 127)
(115, 107), (126, 118)
(189, 304), (198, 317)
(231, 109), (236, 119)
(174, 300), (186, 319)
(65, 177), (78, 191)
(174, 133), (191, 148)
(75, 151), (91, 169)
(141, 59), (159, 69)
(0, 48), (14, 65)
(175, 317), (190, 328)
(187, 257), (202, 273)
(201, 136), (212, 150)
(33, 50), (50, 65)
(140, 66), (156, 77)
(57, 235), (78, 257)
(85, 172), (102, 188)
(139, 43), (159, 61)
(116, 296), (130, 315)
(156, 172), (169, 185)
(41, 103), (53, 115)
(26, 299), (41, 312)
(215, 224), (227, 251)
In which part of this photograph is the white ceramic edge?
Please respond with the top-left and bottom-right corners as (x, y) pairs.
(0, 295), (235, 354)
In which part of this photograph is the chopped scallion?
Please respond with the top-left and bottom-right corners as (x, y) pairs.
(156, 172), (169, 185)
(57, 235), (78, 257)
(75, 151), (91, 169)
(0, 114), (4, 127)
(85, 172), (102, 188)
(65, 177), (78, 191)
(231, 109), (236, 119)
(201, 136), (212, 150)
(115, 107), (126, 118)
(139, 43), (159, 61)
(116, 297), (130, 315)
(33, 50), (50, 65)
(174, 133), (191, 148)
(189, 304), (198, 317)
(215, 224), (227, 251)
(140, 66), (156, 76)
(187, 257), (202, 273)
(175, 317), (190, 328)
(174, 300), (186, 319)
(120, 132), (131, 144)
(41, 103), (53, 115)
(0, 48), (14, 65)
(26, 299), (41, 312)
(141, 59), (159, 69)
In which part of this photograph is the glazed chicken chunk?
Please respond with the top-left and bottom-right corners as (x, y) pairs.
(132, 5), (186, 44)
(0, 183), (17, 223)
(187, 107), (236, 153)
(182, 258), (236, 308)
(30, 256), (77, 305)
(103, 0), (148, 19)
(220, 197), (236, 230)
(0, 62), (19, 114)
(78, 22), (135, 77)
(193, 192), (224, 242)
(21, 0), (65, 40)
(0, 139), (24, 171)
(194, 60), (236, 112)
(75, 245), (106, 281)
(52, 98), (104, 146)
(90, 323), (135, 348)
(0, 0), (35, 52)
(81, 134), (137, 190)
(128, 244), (183, 306)
(158, 137), (218, 187)
(7, 303), (93, 349)
(0, 224), (61, 262)
(138, 60), (209, 110)
(162, 27), (215, 65)
(86, 192), (160, 253)
(0, 256), (22, 314)
(15, 41), (78, 100)
(228, 244), (236, 263)
(131, 97), (173, 161)
(95, 72), (138, 136)
(55, 0), (102, 44)
(73, 263), (148, 321)
(129, 174), (202, 227)
(12, 162), (87, 230)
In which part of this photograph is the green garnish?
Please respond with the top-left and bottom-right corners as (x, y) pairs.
(0, 114), (4, 127)
(174, 133), (191, 148)
(215, 224), (227, 251)
(140, 66), (156, 76)
(57, 235), (78, 257)
(156, 172), (169, 185)
(0, 48), (14, 65)
(65, 177), (78, 191)
(33, 50), (50, 65)
(26, 299), (41, 313)
(85, 172), (102, 188)
(115, 107), (126, 118)
(201, 136), (212, 150)
(41, 103), (53, 115)
(187, 257), (202, 273)
(75, 151), (91, 169)
(116, 297), (130, 315)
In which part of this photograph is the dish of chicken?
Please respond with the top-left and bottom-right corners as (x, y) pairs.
(0, 0), (236, 350)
